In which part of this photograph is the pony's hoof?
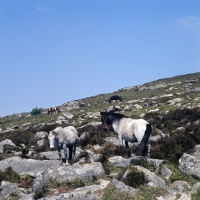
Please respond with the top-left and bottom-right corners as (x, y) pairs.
(65, 162), (69, 166)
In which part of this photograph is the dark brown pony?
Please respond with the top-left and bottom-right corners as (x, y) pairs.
(109, 95), (122, 103)
(47, 106), (61, 115)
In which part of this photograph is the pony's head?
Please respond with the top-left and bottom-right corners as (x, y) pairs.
(48, 131), (55, 150)
(100, 111), (111, 131)
(56, 107), (61, 113)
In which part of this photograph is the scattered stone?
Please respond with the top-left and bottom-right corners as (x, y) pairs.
(0, 139), (16, 153)
(169, 180), (191, 193)
(160, 165), (172, 180)
(35, 131), (48, 139)
(179, 145), (200, 178)
(111, 178), (138, 198)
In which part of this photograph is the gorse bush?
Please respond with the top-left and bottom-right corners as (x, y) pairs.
(31, 107), (43, 115)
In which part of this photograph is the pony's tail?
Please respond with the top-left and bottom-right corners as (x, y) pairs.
(135, 124), (152, 156)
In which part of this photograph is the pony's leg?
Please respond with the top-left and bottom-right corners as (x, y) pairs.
(118, 134), (123, 146)
(57, 146), (62, 164)
(125, 141), (129, 148)
(146, 143), (151, 157)
(63, 144), (68, 165)
(67, 146), (73, 165)
(73, 143), (77, 158)
(68, 146), (73, 160)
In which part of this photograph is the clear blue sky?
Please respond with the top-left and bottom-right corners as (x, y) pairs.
(1, 0), (200, 117)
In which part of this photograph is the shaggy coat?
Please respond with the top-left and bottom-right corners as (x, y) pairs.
(100, 111), (152, 156)
(48, 126), (78, 165)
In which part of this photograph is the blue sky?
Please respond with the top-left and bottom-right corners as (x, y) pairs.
(0, 0), (200, 117)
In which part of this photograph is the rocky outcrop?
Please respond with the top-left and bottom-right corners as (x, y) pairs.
(32, 162), (105, 192)
(1, 73), (200, 199)
(179, 144), (200, 178)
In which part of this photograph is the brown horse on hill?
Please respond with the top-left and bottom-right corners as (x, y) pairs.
(47, 106), (61, 115)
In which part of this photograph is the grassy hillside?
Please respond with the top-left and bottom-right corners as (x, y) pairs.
(0, 72), (200, 199)
(1, 72), (200, 129)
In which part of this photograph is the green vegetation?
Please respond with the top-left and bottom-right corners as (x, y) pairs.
(149, 107), (200, 164)
(130, 158), (155, 172)
(162, 161), (200, 186)
(0, 167), (33, 188)
(30, 107), (43, 116)
(192, 188), (200, 200)
(34, 178), (85, 198)
(3, 192), (20, 200)
(133, 185), (168, 200)
(124, 166), (146, 188)
(102, 184), (133, 200)
(107, 166), (127, 180)
(0, 72), (200, 199)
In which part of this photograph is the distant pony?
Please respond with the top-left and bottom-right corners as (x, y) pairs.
(100, 111), (152, 157)
(48, 126), (78, 165)
(47, 106), (61, 115)
(109, 95), (122, 103)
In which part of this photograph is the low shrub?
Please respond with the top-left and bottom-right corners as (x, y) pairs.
(0, 167), (33, 187)
(123, 166), (146, 188)
(0, 167), (20, 184)
(3, 144), (21, 153)
(150, 133), (195, 164)
(130, 158), (155, 172)
(31, 107), (43, 116)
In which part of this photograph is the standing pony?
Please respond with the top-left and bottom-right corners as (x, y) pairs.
(109, 95), (122, 103)
(100, 111), (152, 156)
(47, 106), (61, 115)
(48, 126), (78, 165)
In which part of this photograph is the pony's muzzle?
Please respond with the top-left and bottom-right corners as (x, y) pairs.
(50, 147), (55, 151)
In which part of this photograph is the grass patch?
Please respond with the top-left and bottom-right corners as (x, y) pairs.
(3, 192), (20, 200)
(133, 185), (168, 200)
(102, 184), (132, 200)
(192, 188), (200, 200)
(162, 161), (200, 186)
(0, 167), (33, 188)
(0, 152), (15, 161)
(37, 178), (85, 198)
(107, 166), (127, 180)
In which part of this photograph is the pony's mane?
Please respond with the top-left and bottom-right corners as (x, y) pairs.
(108, 112), (128, 120)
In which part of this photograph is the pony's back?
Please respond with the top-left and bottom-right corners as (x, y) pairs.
(63, 126), (78, 144)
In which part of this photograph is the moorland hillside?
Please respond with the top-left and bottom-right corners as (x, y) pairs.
(0, 72), (200, 200)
